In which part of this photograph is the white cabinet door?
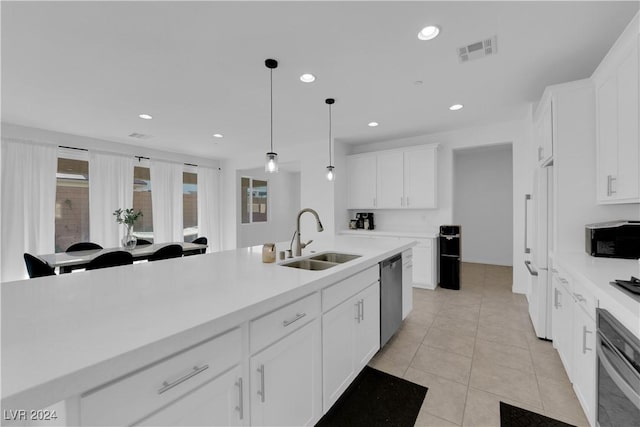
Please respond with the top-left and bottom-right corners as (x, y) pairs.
(322, 282), (380, 412)
(376, 151), (404, 208)
(615, 44), (639, 201)
(551, 273), (574, 380)
(322, 295), (358, 411)
(572, 306), (596, 427)
(347, 155), (377, 209)
(250, 320), (322, 427)
(535, 97), (554, 166)
(402, 251), (413, 319)
(596, 37), (640, 203)
(597, 76), (620, 201)
(136, 367), (244, 427)
(355, 283), (380, 368)
(412, 246), (429, 287)
(404, 148), (437, 208)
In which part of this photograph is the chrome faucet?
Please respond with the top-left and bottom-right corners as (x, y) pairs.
(294, 208), (324, 256)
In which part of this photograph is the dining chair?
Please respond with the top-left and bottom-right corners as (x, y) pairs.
(148, 244), (183, 262)
(136, 238), (152, 245)
(86, 251), (133, 270)
(191, 236), (208, 255)
(23, 253), (56, 278)
(66, 242), (103, 252)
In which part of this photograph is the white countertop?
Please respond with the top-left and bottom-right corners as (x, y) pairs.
(339, 229), (439, 239)
(1, 236), (414, 411)
(553, 252), (640, 337)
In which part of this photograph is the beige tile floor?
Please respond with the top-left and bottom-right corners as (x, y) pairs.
(368, 262), (589, 427)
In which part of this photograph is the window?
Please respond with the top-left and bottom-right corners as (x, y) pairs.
(241, 177), (268, 224)
(55, 157), (89, 252)
(133, 166), (154, 241)
(183, 171), (198, 242)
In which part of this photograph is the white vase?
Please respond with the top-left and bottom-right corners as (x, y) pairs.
(122, 224), (137, 250)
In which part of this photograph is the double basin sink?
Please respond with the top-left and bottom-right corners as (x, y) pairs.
(280, 252), (361, 270)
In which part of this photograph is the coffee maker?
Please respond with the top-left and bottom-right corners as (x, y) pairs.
(355, 212), (375, 230)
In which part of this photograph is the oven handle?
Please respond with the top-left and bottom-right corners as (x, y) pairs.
(598, 335), (640, 411)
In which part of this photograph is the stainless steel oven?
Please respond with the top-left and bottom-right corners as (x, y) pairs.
(596, 308), (640, 426)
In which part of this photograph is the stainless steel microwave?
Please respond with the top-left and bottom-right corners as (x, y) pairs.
(585, 221), (640, 259)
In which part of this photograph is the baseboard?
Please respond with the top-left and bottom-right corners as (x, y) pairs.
(412, 282), (437, 290)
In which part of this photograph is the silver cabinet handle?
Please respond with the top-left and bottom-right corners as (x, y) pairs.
(573, 293), (586, 303)
(582, 326), (592, 354)
(524, 260), (538, 276)
(524, 194), (531, 254)
(559, 277), (568, 284)
(607, 175), (617, 196)
(360, 299), (365, 321)
(283, 312), (306, 327)
(553, 288), (559, 309)
(551, 268), (558, 274)
(538, 146), (543, 161)
(158, 365), (209, 394)
(610, 176), (617, 194)
(354, 301), (361, 323)
(257, 364), (265, 403)
(406, 196), (410, 206)
(235, 377), (244, 420)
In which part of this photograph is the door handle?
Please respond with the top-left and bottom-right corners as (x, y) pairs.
(582, 326), (592, 354)
(354, 301), (361, 323)
(283, 312), (306, 327)
(257, 364), (265, 403)
(554, 288), (560, 309)
(360, 299), (365, 321)
(524, 194), (531, 254)
(235, 377), (244, 420)
(524, 260), (538, 276)
(158, 365), (209, 394)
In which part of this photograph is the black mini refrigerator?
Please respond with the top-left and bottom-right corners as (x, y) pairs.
(439, 225), (461, 290)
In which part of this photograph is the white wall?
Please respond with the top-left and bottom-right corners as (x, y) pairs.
(220, 139), (336, 251)
(236, 168), (300, 248)
(453, 144), (513, 266)
(345, 118), (533, 294)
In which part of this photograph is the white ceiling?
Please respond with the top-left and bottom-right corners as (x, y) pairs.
(2, 1), (637, 160)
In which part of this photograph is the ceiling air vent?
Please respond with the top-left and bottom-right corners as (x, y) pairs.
(458, 36), (497, 63)
(128, 132), (152, 140)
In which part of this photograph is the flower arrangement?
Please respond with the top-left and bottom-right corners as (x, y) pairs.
(113, 208), (143, 226)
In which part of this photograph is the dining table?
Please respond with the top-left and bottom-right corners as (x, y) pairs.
(38, 242), (208, 273)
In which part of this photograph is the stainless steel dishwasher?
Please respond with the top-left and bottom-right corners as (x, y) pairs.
(380, 254), (403, 347)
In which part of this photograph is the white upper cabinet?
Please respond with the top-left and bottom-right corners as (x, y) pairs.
(404, 147), (437, 208)
(534, 94), (554, 167)
(376, 151), (404, 208)
(347, 154), (377, 209)
(347, 145), (438, 210)
(594, 16), (639, 204)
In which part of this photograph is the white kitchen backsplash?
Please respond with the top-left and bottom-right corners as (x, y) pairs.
(347, 209), (446, 233)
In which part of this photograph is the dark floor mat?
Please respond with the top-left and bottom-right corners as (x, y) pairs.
(315, 366), (428, 427)
(500, 401), (576, 427)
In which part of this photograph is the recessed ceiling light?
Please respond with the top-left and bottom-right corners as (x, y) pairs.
(449, 104), (464, 111)
(368, 122), (379, 127)
(300, 73), (316, 83)
(138, 114), (153, 120)
(414, 80), (423, 85)
(418, 25), (440, 41)
(213, 133), (223, 138)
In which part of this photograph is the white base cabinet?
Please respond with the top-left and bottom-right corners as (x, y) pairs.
(322, 282), (380, 412)
(412, 239), (437, 290)
(572, 304), (596, 427)
(402, 250), (413, 319)
(136, 367), (244, 427)
(250, 320), (322, 427)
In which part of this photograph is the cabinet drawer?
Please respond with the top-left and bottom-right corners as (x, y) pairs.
(250, 292), (320, 353)
(572, 279), (597, 320)
(322, 265), (379, 312)
(80, 328), (241, 426)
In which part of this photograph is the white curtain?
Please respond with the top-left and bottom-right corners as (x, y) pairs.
(89, 152), (134, 248)
(197, 166), (222, 252)
(1, 139), (57, 282)
(150, 159), (183, 243)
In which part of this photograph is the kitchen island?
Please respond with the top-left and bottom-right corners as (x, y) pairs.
(1, 236), (414, 426)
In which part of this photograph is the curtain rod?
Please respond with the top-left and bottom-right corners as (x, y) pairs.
(58, 146), (199, 167)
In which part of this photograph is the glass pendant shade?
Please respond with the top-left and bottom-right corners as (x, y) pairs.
(326, 165), (335, 181)
(265, 152), (279, 173)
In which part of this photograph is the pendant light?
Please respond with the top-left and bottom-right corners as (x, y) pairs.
(325, 98), (335, 181)
(265, 59), (279, 173)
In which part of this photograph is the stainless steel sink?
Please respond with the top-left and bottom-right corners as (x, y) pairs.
(280, 259), (338, 270)
(310, 253), (361, 263)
